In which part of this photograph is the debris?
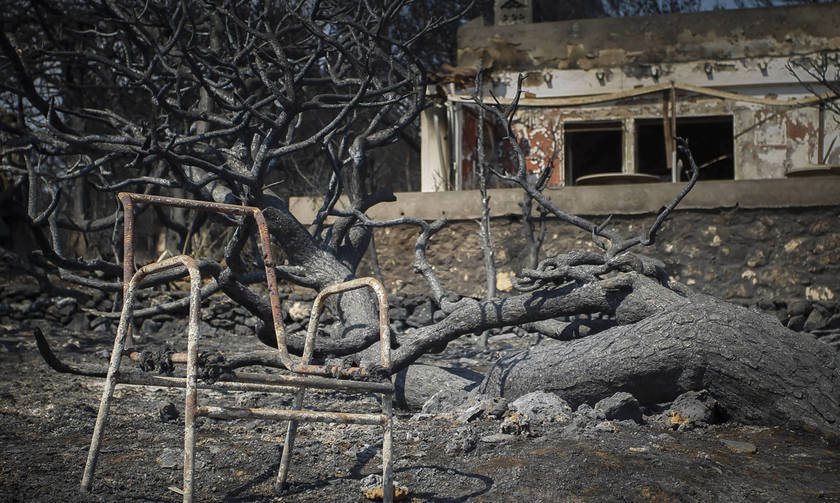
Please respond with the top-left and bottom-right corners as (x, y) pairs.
(720, 439), (757, 454)
(421, 388), (469, 415)
(480, 433), (517, 443)
(159, 402), (179, 422)
(456, 402), (484, 423)
(595, 421), (618, 433)
(666, 390), (722, 428)
(595, 392), (643, 424)
(360, 474), (409, 501)
(444, 426), (478, 455)
(509, 391), (572, 423)
(576, 403), (606, 422)
(500, 411), (531, 436)
(156, 448), (183, 469)
(485, 397), (509, 419)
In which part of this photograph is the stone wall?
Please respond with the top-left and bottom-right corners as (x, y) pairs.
(362, 205), (840, 306)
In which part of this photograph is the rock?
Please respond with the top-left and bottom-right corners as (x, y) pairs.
(406, 300), (433, 328)
(395, 364), (482, 410)
(456, 402), (484, 423)
(720, 439), (757, 454)
(156, 448), (183, 469)
(67, 312), (89, 332)
(500, 411), (530, 436)
(666, 390), (723, 428)
(159, 402), (179, 422)
(561, 416), (589, 439)
(594, 392), (643, 424)
(444, 426), (478, 455)
(421, 388), (469, 415)
(828, 314), (840, 330)
(485, 397), (509, 419)
(360, 474), (409, 501)
(140, 318), (162, 334)
(786, 314), (806, 332)
(509, 391), (573, 423)
(575, 403), (606, 422)
(46, 297), (77, 321)
(388, 307), (407, 322)
(479, 433), (516, 443)
(594, 421), (617, 433)
(803, 308), (828, 332)
(788, 300), (812, 318)
(287, 301), (311, 321)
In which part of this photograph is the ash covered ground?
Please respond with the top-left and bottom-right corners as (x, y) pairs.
(2, 320), (839, 503)
(1, 248), (839, 502)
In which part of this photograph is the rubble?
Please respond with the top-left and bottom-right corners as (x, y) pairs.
(595, 392), (644, 424)
(508, 391), (573, 423)
(665, 390), (723, 429)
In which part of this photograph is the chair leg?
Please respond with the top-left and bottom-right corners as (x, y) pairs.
(382, 393), (394, 503)
(80, 311), (132, 493)
(275, 389), (304, 491)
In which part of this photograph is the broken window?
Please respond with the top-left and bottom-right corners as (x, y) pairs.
(564, 121), (623, 185)
(636, 116), (734, 181)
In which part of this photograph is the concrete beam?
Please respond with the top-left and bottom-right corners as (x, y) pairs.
(288, 177), (840, 224)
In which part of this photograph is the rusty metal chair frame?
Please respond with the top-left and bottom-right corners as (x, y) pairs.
(80, 193), (395, 502)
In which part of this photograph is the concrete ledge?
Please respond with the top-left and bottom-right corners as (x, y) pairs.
(288, 177), (840, 223)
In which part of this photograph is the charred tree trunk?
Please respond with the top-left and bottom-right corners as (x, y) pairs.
(476, 293), (840, 436)
(221, 205), (380, 355)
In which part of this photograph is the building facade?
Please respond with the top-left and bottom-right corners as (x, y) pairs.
(421, 3), (840, 191)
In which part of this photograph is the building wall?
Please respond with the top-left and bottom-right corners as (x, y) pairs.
(453, 94), (833, 188)
(423, 3), (840, 191)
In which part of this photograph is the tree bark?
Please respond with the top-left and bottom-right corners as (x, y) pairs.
(476, 293), (840, 436)
(388, 273), (684, 370)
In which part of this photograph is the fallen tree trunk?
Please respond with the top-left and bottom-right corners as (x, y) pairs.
(475, 293), (840, 436)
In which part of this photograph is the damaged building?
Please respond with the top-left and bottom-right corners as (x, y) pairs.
(420, 2), (840, 191)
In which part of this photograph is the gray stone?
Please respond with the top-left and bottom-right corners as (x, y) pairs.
(388, 307), (407, 322)
(561, 416), (589, 439)
(500, 412), (530, 435)
(509, 391), (573, 423)
(444, 426), (478, 455)
(575, 403), (606, 422)
(485, 397), (509, 419)
(67, 312), (89, 332)
(140, 318), (162, 334)
(396, 364), (482, 410)
(421, 388), (469, 415)
(594, 421), (617, 433)
(159, 402), (179, 422)
(720, 439), (757, 454)
(594, 392), (643, 424)
(788, 300), (812, 317)
(804, 308), (828, 332)
(786, 314), (806, 332)
(156, 448), (183, 469)
(666, 389), (723, 427)
(480, 433), (516, 443)
(406, 300), (433, 327)
(456, 402), (484, 423)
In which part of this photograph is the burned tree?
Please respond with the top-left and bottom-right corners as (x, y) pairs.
(1, 0), (466, 356)
(2, 0), (839, 437)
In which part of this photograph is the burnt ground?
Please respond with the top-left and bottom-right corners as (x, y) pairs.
(1, 317), (839, 503)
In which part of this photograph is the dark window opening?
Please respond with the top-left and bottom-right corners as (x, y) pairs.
(564, 121), (622, 185)
(637, 116), (734, 181)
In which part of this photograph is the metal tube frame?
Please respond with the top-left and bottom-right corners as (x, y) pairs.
(118, 192), (382, 381)
(273, 277), (393, 502)
(80, 193), (395, 502)
(80, 255), (202, 500)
